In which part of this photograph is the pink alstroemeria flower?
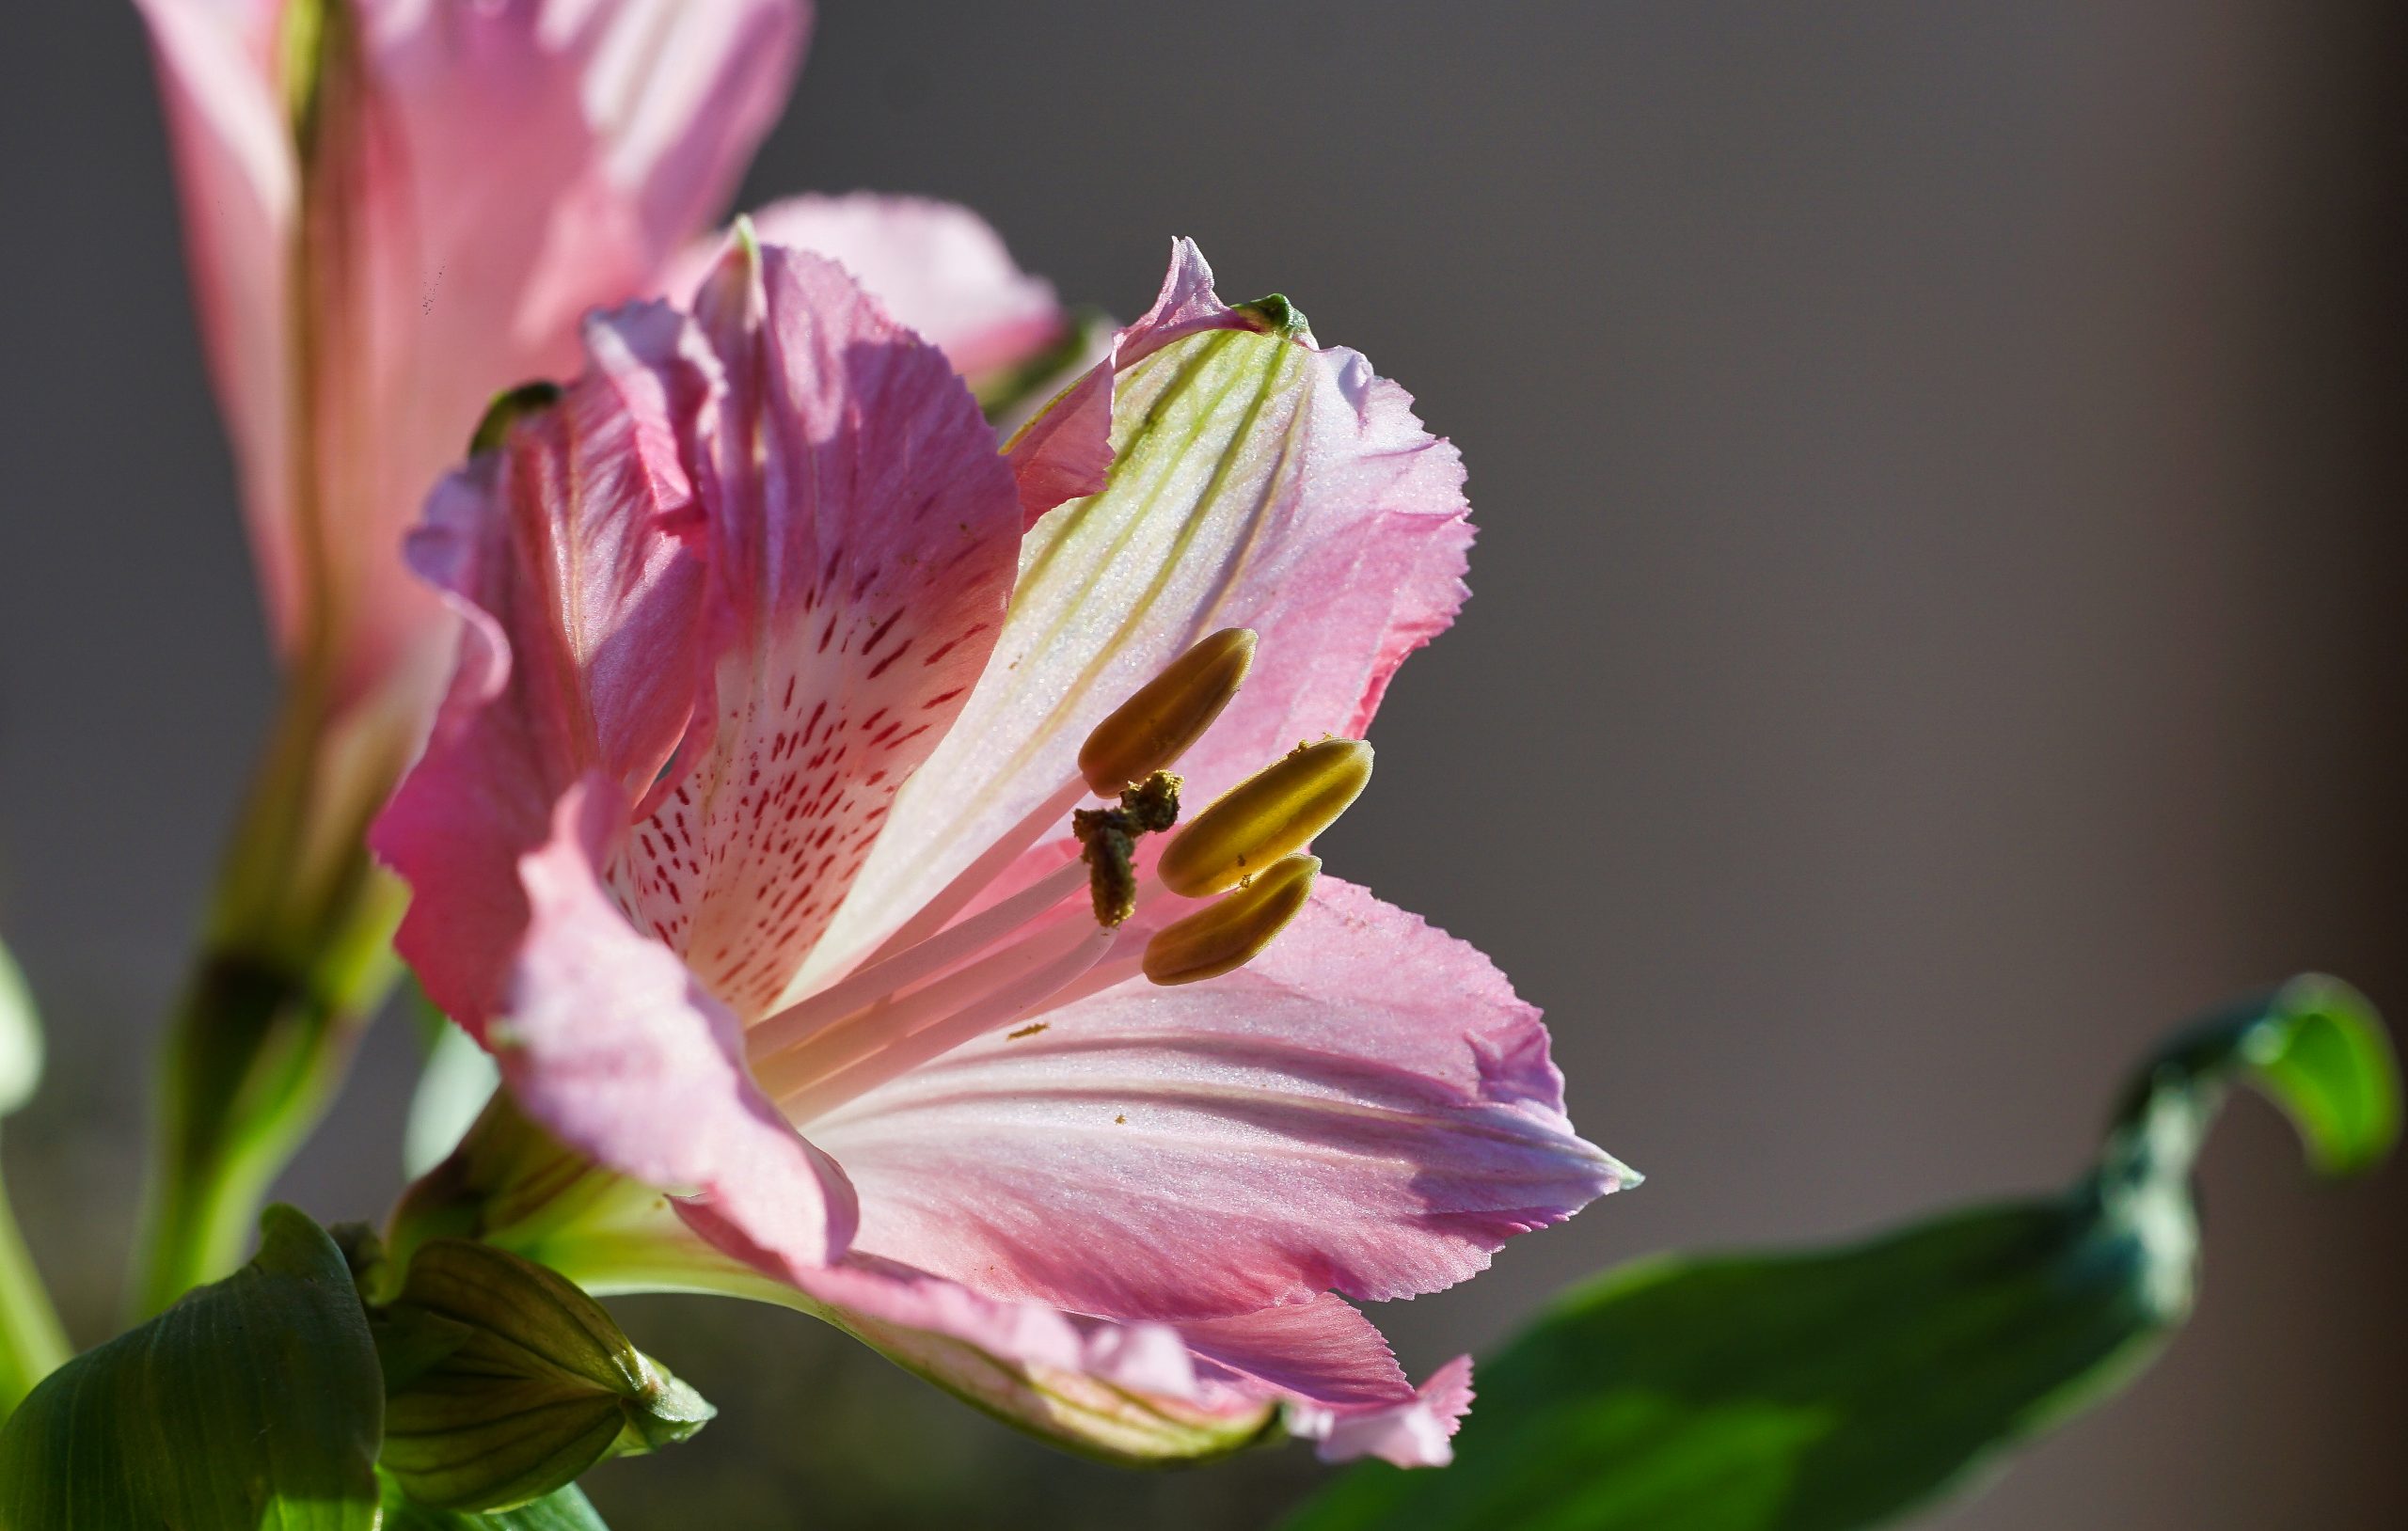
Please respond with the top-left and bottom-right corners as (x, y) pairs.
(375, 232), (1630, 1465)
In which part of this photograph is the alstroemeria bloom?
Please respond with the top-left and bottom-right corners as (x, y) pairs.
(375, 234), (1629, 1465)
(133, 0), (1083, 1308)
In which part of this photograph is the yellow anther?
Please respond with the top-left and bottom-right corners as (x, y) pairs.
(1079, 629), (1258, 795)
(1156, 739), (1371, 898)
(1144, 855), (1321, 986)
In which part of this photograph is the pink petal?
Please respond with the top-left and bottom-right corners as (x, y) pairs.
(808, 880), (1626, 1320)
(1182, 1299), (1474, 1467)
(819, 240), (1473, 976)
(134, 0), (298, 648)
(670, 194), (1067, 385)
(1308, 1356), (1476, 1468)
(507, 781), (856, 1271)
(373, 300), (721, 1029)
(590, 1214), (1464, 1464)
(612, 245), (1022, 1019)
(1000, 235), (1253, 524)
(647, 1229), (1283, 1463)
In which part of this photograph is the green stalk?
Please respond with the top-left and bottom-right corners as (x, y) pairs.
(126, 670), (409, 1319)
(0, 1152), (70, 1422)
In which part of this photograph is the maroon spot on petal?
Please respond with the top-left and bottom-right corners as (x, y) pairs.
(861, 607), (905, 657)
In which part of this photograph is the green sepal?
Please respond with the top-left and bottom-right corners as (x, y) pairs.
(468, 381), (567, 458)
(974, 308), (1111, 419)
(1231, 292), (1312, 339)
(1281, 974), (2398, 1531)
(0, 1205), (382, 1530)
(379, 1474), (611, 1531)
(376, 1239), (712, 1512)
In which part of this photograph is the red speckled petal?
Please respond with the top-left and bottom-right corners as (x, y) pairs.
(374, 300), (719, 1028)
(614, 245), (1023, 1018)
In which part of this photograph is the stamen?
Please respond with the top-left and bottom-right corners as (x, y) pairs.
(1157, 739), (1372, 898)
(754, 914), (1097, 1102)
(747, 858), (1087, 1061)
(743, 634), (1298, 1113)
(1078, 628), (1257, 794)
(848, 631), (1252, 973)
(777, 923), (1116, 1124)
(1034, 949), (1149, 1014)
(858, 774), (1089, 968)
(1143, 854), (1321, 986)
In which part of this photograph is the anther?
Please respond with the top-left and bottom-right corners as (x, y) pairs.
(1144, 855), (1321, 986)
(1078, 629), (1257, 795)
(1156, 739), (1371, 899)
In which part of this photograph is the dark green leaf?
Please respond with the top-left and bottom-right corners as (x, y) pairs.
(1283, 974), (2398, 1531)
(0, 1205), (382, 1530)
(378, 1239), (711, 1512)
(379, 1476), (610, 1531)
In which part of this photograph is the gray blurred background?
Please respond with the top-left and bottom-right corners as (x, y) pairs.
(3, 1), (2403, 1525)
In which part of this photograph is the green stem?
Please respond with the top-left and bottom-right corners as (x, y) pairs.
(126, 673), (410, 1321)
(0, 1151), (70, 1422)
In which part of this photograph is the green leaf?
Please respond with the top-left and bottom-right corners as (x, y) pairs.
(2130, 974), (2398, 1176)
(1282, 974), (2398, 1531)
(0, 938), (40, 1120)
(377, 1239), (712, 1512)
(0, 1205), (382, 1530)
(378, 1476), (610, 1531)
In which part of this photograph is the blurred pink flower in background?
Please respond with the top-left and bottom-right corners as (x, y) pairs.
(376, 233), (1629, 1466)
(138, 0), (1077, 724)
(138, 0), (809, 736)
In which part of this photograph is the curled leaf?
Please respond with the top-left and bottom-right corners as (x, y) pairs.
(1283, 975), (2399, 1531)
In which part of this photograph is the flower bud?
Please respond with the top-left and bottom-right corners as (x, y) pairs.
(1158, 739), (1371, 898)
(375, 1239), (713, 1513)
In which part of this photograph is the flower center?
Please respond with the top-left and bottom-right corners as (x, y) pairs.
(740, 628), (1372, 1124)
